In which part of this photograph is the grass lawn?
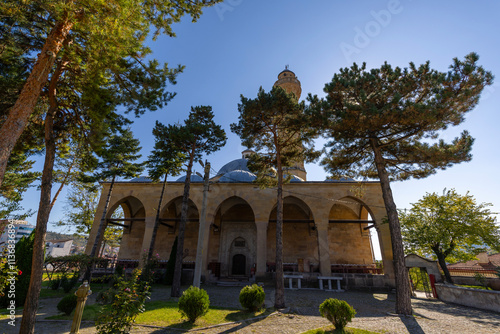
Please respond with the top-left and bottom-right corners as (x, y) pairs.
(301, 326), (380, 334)
(47, 300), (273, 329)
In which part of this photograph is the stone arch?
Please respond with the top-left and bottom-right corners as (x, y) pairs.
(151, 196), (200, 261)
(210, 196), (256, 277)
(328, 196), (375, 265)
(111, 196), (146, 261)
(267, 196), (318, 273)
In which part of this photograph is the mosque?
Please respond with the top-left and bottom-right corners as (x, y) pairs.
(85, 69), (396, 288)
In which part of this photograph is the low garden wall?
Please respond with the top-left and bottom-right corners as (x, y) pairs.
(435, 283), (500, 313)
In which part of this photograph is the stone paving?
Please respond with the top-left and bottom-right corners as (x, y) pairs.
(1, 285), (499, 333)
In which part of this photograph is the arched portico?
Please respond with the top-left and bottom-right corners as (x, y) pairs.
(267, 196), (319, 273)
(85, 195), (147, 261)
(208, 196), (256, 278)
(147, 196), (200, 262)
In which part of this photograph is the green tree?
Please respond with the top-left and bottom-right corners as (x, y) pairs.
(231, 86), (319, 309)
(85, 128), (144, 279)
(0, 151), (40, 219)
(154, 106), (226, 297)
(308, 53), (492, 315)
(400, 189), (500, 283)
(145, 127), (185, 271)
(0, 0), (221, 188)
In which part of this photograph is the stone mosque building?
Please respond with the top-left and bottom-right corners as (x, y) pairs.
(85, 69), (396, 288)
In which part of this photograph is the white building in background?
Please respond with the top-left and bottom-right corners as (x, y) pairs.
(45, 239), (73, 257)
(0, 219), (35, 252)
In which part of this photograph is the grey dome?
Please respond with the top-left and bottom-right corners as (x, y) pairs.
(129, 176), (152, 182)
(217, 158), (250, 175)
(219, 170), (257, 183)
(175, 174), (203, 182)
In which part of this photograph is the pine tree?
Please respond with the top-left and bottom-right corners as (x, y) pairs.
(231, 86), (319, 309)
(308, 53), (493, 315)
(145, 125), (185, 269)
(84, 128), (144, 280)
(0, 0), (222, 189)
(155, 106), (226, 297)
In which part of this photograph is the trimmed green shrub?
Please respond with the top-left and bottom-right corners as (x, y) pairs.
(319, 298), (356, 332)
(178, 286), (210, 322)
(57, 294), (78, 315)
(239, 284), (265, 311)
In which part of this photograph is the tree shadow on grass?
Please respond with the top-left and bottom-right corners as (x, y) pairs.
(224, 307), (274, 322)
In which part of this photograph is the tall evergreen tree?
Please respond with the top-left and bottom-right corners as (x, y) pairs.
(85, 128), (144, 279)
(154, 106), (226, 297)
(145, 126), (185, 269)
(308, 53), (493, 315)
(0, 0), (221, 189)
(231, 86), (319, 309)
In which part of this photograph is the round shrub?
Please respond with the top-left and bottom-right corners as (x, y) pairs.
(319, 298), (356, 331)
(239, 284), (265, 311)
(178, 286), (210, 322)
(57, 294), (78, 316)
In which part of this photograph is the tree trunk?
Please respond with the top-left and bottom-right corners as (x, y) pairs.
(274, 153), (285, 309)
(435, 250), (453, 283)
(19, 99), (58, 334)
(147, 174), (168, 263)
(171, 154), (194, 297)
(84, 175), (116, 281)
(370, 138), (412, 315)
(0, 18), (73, 188)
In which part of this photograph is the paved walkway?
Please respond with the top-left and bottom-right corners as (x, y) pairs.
(2, 286), (499, 333)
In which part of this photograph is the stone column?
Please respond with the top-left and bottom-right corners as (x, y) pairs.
(200, 215), (214, 279)
(255, 221), (268, 277)
(139, 216), (156, 268)
(316, 222), (331, 276)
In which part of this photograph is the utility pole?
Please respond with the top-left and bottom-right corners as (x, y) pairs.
(193, 161), (210, 287)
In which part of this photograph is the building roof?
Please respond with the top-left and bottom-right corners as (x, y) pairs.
(448, 252), (500, 269)
(217, 158), (250, 176)
(219, 170), (257, 183)
(129, 176), (152, 182)
(175, 174), (203, 182)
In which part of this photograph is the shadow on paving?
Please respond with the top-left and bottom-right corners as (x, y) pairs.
(412, 296), (500, 329)
(282, 289), (396, 317)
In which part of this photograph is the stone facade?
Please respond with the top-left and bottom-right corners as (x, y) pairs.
(85, 68), (396, 287)
(85, 179), (395, 285)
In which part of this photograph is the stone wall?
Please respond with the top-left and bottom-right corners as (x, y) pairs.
(435, 283), (500, 313)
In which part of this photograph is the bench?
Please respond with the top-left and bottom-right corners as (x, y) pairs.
(318, 276), (343, 291)
(284, 274), (303, 289)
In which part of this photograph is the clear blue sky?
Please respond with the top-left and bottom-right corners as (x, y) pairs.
(20, 0), (500, 234)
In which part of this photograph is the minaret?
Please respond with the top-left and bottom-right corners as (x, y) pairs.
(273, 66), (307, 181)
